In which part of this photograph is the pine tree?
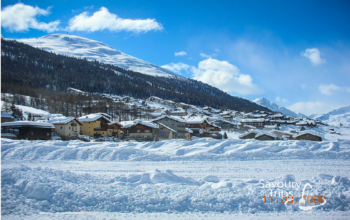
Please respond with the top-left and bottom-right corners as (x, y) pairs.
(223, 132), (228, 139)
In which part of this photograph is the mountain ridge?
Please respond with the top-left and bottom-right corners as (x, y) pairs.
(253, 98), (307, 118)
(15, 34), (184, 78)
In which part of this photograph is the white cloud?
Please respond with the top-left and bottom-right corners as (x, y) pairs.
(67, 7), (163, 32)
(301, 48), (326, 66)
(318, 83), (343, 95)
(174, 51), (187, 56)
(162, 58), (263, 95)
(1, 3), (60, 32)
(200, 53), (211, 58)
(193, 58), (263, 95)
(161, 62), (190, 74)
(288, 101), (335, 115)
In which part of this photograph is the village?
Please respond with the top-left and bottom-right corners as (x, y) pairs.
(1, 89), (328, 142)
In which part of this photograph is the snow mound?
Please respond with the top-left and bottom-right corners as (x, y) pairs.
(2, 166), (350, 215)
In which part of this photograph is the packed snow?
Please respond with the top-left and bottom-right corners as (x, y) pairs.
(16, 34), (184, 78)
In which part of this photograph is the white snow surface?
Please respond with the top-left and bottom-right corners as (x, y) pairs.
(254, 98), (307, 118)
(2, 125), (350, 218)
(16, 34), (184, 78)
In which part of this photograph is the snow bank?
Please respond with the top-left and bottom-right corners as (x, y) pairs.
(2, 138), (350, 162)
(2, 165), (350, 215)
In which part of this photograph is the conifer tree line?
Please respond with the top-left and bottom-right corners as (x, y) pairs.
(1, 38), (270, 113)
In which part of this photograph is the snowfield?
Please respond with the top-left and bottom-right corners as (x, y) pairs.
(2, 126), (350, 219)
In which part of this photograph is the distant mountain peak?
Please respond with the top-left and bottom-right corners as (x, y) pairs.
(16, 34), (184, 78)
(254, 98), (307, 118)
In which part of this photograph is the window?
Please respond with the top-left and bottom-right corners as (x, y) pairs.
(145, 130), (150, 133)
(89, 132), (90, 134)
(60, 126), (62, 129)
(69, 127), (71, 130)
(103, 132), (104, 135)
(137, 130), (140, 133)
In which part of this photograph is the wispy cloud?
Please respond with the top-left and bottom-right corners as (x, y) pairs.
(302, 48), (326, 66)
(1, 3), (60, 32)
(318, 83), (350, 95)
(67, 7), (163, 33)
(163, 58), (263, 95)
(174, 51), (187, 56)
(301, 84), (307, 90)
(276, 96), (288, 102)
(200, 53), (211, 58)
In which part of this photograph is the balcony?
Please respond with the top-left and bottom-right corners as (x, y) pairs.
(94, 127), (107, 131)
(71, 123), (78, 127)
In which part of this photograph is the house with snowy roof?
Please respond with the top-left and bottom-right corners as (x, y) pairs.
(107, 121), (124, 138)
(152, 115), (190, 140)
(78, 113), (111, 137)
(184, 116), (221, 137)
(240, 118), (265, 128)
(294, 131), (322, 141)
(254, 132), (277, 141)
(146, 96), (163, 103)
(212, 119), (237, 131)
(1, 112), (14, 123)
(120, 120), (159, 141)
(47, 117), (83, 139)
(1, 121), (55, 140)
(162, 100), (176, 107)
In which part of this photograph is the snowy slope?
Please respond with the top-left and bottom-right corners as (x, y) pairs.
(254, 98), (307, 118)
(16, 34), (184, 78)
(315, 105), (350, 121)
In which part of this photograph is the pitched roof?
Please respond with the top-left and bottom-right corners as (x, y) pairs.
(120, 120), (159, 129)
(294, 130), (323, 138)
(152, 115), (186, 123)
(78, 113), (111, 123)
(47, 117), (82, 125)
(1, 121), (55, 128)
(255, 131), (277, 139)
(158, 123), (176, 132)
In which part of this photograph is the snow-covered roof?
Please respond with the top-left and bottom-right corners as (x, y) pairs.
(120, 120), (159, 129)
(47, 117), (82, 125)
(185, 128), (193, 133)
(183, 115), (208, 124)
(108, 121), (123, 126)
(158, 123), (176, 133)
(1, 121), (55, 128)
(1, 112), (13, 118)
(78, 113), (111, 123)
(241, 118), (265, 123)
(238, 130), (260, 138)
(255, 132), (277, 139)
(294, 130), (323, 138)
(152, 115), (186, 123)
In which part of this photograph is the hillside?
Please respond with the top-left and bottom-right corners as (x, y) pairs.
(314, 105), (350, 127)
(16, 34), (184, 78)
(1, 38), (269, 112)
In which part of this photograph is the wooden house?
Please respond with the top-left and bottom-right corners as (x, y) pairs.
(294, 131), (322, 141)
(107, 122), (124, 138)
(120, 120), (159, 141)
(1, 121), (55, 140)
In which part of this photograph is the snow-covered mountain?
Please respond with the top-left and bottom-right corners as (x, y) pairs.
(16, 34), (184, 78)
(314, 105), (350, 127)
(254, 98), (307, 118)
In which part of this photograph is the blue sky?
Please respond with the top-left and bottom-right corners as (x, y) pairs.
(2, 0), (350, 115)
